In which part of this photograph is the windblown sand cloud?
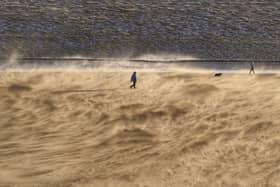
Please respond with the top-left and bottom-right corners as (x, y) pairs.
(0, 71), (280, 186)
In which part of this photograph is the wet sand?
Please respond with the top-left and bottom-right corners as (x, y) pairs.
(0, 71), (280, 187)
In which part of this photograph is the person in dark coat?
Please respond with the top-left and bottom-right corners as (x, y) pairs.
(130, 72), (137, 88)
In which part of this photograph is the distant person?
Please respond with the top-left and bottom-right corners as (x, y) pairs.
(249, 61), (255, 74)
(130, 72), (137, 89)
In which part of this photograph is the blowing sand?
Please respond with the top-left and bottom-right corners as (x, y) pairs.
(0, 71), (280, 187)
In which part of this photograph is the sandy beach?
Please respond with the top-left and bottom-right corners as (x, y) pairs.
(0, 71), (280, 187)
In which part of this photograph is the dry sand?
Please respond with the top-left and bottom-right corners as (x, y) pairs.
(0, 71), (280, 187)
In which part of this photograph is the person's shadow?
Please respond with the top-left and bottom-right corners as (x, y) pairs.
(51, 88), (117, 94)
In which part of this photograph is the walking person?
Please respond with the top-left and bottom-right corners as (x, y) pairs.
(130, 71), (137, 89)
(249, 61), (255, 74)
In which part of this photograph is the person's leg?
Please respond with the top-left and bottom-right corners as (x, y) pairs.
(130, 81), (135, 88)
(133, 81), (136, 88)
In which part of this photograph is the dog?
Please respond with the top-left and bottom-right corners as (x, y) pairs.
(214, 73), (223, 77)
